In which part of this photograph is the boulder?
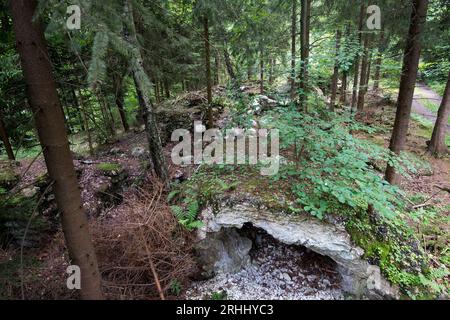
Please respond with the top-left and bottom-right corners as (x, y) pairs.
(194, 228), (252, 279)
(0, 160), (19, 190)
(131, 146), (147, 158)
(196, 194), (399, 299)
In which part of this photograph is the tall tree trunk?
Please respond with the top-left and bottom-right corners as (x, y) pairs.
(113, 72), (129, 132)
(260, 48), (264, 94)
(357, 34), (370, 113)
(365, 49), (373, 88)
(203, 16), (213, 128)
(299, 0), (311, 110)
(0, 109), (15, 160)
(154, 79), (161, 103)
(428, 71), (450, 155)
(247, 63), (252, 81)
(330, 29), (342, 111)
(290, 0), (297, 99)
(269, 58), (274, 85)
(126, 0), (169, 185)
(223, 47), (236, 81)
(77, 90), (94, 156)
(214, 50), (220, 85)
(351, 4), (366, 113)
(340, 72), (348, 104)
(373, 31), (385, 90)
(10, 0), (103, 299)
(71, 89), (85, 132)
(97, 91), (115, 138)
(385, 0), (429, 185)
(163, 79), (170, 99)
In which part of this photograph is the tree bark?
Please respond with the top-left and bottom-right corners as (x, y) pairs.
(357, 34), (370, 113)
(385, 0), (429, 185)
(0, 109), (15, 160)
(299, 0), (311, 110)
(340, 71), (348, 104)
(126, 0), (169, 185)
(203, 16), (213, 128)
(223, 47), (236, 81)
(260, 48), (264, 94)
(269, 58), (275, 85)
(163, 79), (170, 99)
(10, 0), (103, 299)
(365, 49), (373, 88)
(351, 4), (366, 113)
(112, 72), (129, 132)
(77, 90), (94, 156)
(373, 31), (385, 90)
(330, 29), (342, 111)
(214, 50), (220, 85)
(428, 71), (450, 155)
(290, 0), (297, 99)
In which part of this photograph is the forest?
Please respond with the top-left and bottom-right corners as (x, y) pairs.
(0, 0), (449, 302)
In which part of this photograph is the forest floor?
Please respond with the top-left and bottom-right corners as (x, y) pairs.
(1, 83), (449, 300)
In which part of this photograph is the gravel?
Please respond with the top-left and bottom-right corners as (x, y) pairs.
(186, 230), (345, 300)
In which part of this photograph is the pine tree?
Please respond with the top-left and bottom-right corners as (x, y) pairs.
(10, 0), (103, 299)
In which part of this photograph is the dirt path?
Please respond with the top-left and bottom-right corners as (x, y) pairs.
(412, 82), (449, 132)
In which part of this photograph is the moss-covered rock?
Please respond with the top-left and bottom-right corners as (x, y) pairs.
(96, 162), (122, 174)
(0, 160), (19, 190)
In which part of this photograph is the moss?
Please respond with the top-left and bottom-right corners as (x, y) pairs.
(0, 168), (18, 189)
(96, 162), (122, 172)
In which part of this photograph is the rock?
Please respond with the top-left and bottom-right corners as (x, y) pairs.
(322, 279), (331, 287)
(0, 160), (19, 190)
(109, 147), (122, 155)
(306, 275), (317, 282)
(21, 186), (39, 198)
(197, 194), (400, 299)
(258, 95), (278, 109)
(131, 146), (147, 158)
(280, 272), (291, 282)
(96, 162), (123, 177)
(194, 228), (252, 279)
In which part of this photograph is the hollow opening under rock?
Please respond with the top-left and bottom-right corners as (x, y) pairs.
(187, 223), (345, 300)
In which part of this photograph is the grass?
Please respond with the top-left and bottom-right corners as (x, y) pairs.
(420, 100), (450, 125)
(0, 144), (42, 161)
(411, 113), (450, 147)
(426, 81), (446, 97)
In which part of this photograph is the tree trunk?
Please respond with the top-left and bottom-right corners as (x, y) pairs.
(71, 89), (85, 132)
(0, 109), (15, 160)
(365, 49), (373, 88)
(126, 0), (169, 185)
(163, 79), (170, 99)
(373, 32), (385, 90)
(260, 48), (264, 94)
(154, 79), (161, 103)
(299, 0), (311, 110)
(77, 90), (94, 156)
(223, 47), (236, 81)
(214, 50), (220, 85)
(428, 71), (450, 155)
(10, 0), (103, 299)
(385, 0), (429, 185)
(203, 16), (213, 129)
(290, 0), (297, 99)
(340, 71), (348, 104)
(112, 72), (129, 132)
(330, 29), (342, 111)
(351, 4), (366, 113)
(357, 34), (370, 113)
(269, 58), (275, 85)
